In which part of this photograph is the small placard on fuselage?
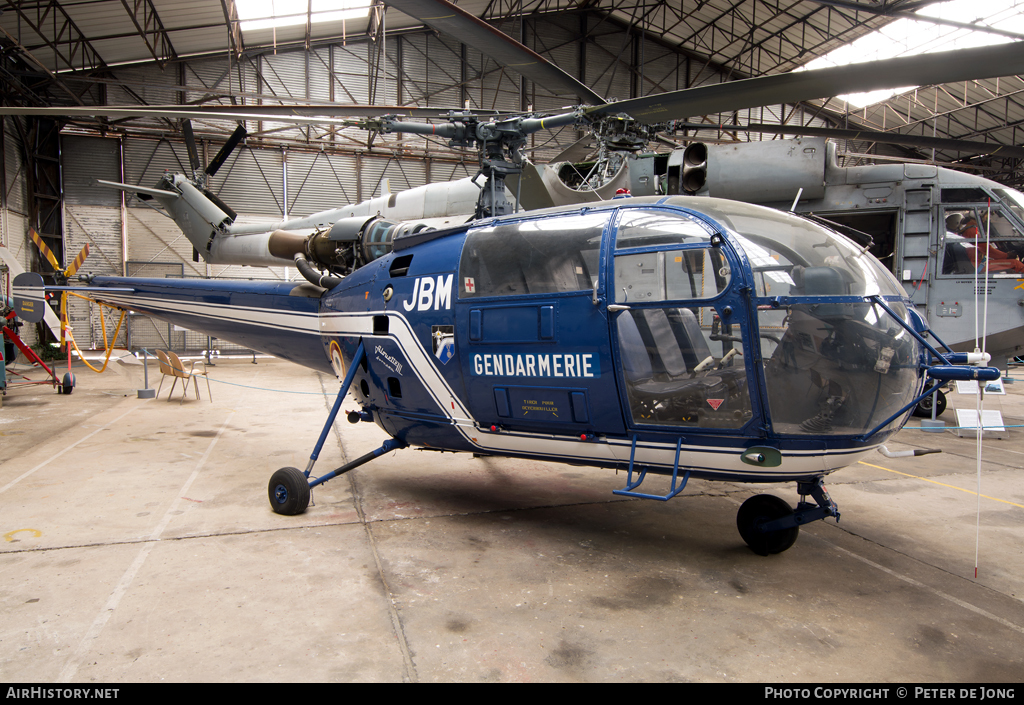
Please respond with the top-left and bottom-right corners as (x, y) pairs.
(494, 386), (589, 424)
(936, 303), (962, 317)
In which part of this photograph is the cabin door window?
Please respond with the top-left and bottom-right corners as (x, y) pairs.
(609, 208), (751, 429)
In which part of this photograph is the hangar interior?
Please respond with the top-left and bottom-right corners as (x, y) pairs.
(3, 0), (1024, 352)
(1, 0), (1024, 684)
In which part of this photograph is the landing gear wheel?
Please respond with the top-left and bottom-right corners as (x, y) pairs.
(61, 372), (76, 395)
(912, 388), (946, 418)
(737, 494), (799, 556)
(268, 466), (310, 515)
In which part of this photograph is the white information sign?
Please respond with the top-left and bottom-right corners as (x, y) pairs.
(954, 409), (1007, 438)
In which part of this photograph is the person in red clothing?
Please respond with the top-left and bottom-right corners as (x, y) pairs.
(958, 210), (1024, 273)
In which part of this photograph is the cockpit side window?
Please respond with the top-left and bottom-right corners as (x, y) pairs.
(613, 210), (728, 304)
(611, 209), (749, 429)
(614, 248), (730, 303)
(458, 212), (609, 298)
(616, 305), (751, 429)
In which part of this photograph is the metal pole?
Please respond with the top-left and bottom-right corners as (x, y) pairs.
(137, 348), (156, 399)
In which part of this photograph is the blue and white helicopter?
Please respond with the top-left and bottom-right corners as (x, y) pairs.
(14, 192), (998, 554)
(7, 1), (1013, 553)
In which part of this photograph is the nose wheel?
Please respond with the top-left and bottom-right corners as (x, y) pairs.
(737, 478), (840, 555)
(737, 494), (799, 555)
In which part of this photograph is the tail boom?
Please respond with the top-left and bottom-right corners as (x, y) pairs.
(89, 276), (331, 372)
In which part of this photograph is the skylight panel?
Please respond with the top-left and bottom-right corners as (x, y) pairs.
(236, 0), (370, 32)
(799, 0), (1022, 109)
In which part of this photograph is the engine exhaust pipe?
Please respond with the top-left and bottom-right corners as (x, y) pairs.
(877, 445), (941, 458)
(294, 253), (343, 290)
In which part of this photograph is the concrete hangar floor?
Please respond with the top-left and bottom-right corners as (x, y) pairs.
(1, 355), (1022, 683)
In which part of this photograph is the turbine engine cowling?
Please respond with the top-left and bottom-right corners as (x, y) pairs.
(694, 137), (828, 204)
(267, 216), (429, 276)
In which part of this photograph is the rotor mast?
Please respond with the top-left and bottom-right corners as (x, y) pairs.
(360, 107), (664, 218)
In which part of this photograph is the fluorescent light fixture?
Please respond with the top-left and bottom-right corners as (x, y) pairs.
(236, 0), (370, 32)
(799, 0), (1022, 109)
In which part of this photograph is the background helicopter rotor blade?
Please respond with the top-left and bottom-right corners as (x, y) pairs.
(182, 119), (202, 174)
(384, 0), (606, 105)
(674, 122), (1024, 159)
(64, 244), (90, 278)
(204, 124), (248, 178)
(587, 42), (1024, 123)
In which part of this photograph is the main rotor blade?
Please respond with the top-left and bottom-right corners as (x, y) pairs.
(384, 0), (605, 105)
(677, 122), (1024, 160)
(0, 104), (499, 124)
(589, 42), (1024, 123)
(205, 124), (248, 177)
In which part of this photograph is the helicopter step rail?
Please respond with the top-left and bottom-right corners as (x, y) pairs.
(612, 436), (691, 501)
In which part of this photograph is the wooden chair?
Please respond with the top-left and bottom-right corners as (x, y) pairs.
(153, 350), (176, 400)
(167, 350), (212, 404)
(155, 350), (212, 403)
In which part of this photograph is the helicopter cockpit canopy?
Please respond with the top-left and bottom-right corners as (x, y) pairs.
(695, 200), (920, 437)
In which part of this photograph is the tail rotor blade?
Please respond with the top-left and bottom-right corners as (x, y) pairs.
(182, 119), (202, 174)
(29, 227), (62, 272)
(65, 243), (90, 278)
(205, 124), (247, 178)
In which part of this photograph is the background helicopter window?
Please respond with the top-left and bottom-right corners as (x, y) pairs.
(940, 188), (988, 204)
(614, 210), (713, 249)
(615, 306), (750, 429)
(459, 212), (608, 298)
(993, 188), (1024, 223)
(809, 211), (899, 276)
(940, 207), (1024, 277)
(757, 301), (919, 436)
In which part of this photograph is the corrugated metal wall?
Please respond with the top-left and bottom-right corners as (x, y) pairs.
(286, 150), (358, 216)
(2, 117), (35, 347)
(62, 135), (125, 350)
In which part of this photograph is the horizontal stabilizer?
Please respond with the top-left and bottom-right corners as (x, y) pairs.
(95, 180), (179, 200)
(12, 272), (46, 322)
(0, 247), (62, 337)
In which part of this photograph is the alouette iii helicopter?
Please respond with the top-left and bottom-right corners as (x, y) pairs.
(13, 193), (1001, 555)
(7, 0), (1014, 554)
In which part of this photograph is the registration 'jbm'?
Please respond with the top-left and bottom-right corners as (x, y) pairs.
(403, 275), (453, 311)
